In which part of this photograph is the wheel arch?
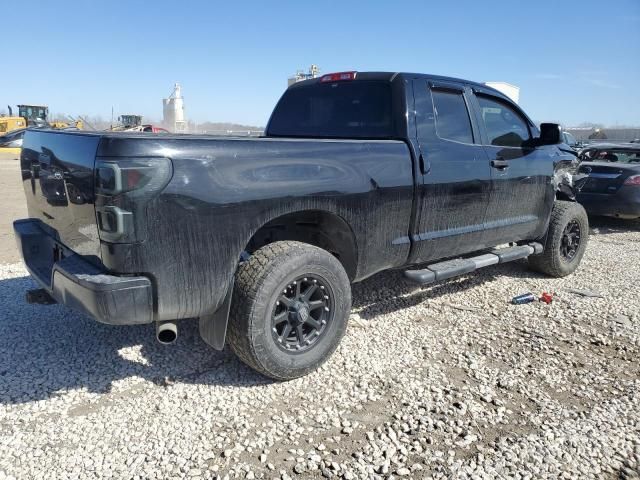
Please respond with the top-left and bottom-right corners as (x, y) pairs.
(200, 209), (358, 351)
(242, 209), (359, 281)
(555, 184), (577, 202)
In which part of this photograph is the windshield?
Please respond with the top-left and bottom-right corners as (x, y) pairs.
(18, 106), (48, 120)
(588, 149), (640, 164)
(267, 81), (393, 138)
(564, 132), (576, 144)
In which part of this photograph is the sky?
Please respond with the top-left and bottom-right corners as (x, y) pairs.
(3, 0), (639, 127)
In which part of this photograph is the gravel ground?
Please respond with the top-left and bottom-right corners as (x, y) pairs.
(0, 217), (639, 479)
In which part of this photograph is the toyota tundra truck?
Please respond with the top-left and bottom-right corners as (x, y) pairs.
(14, 71), (588, 380)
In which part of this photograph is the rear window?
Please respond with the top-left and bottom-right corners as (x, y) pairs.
(588, 149), (640, 164)
(431, 89), (474, 144)
(267, 81), (393, 138)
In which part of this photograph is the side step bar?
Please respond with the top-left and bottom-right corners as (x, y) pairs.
(404, 243), (543, 285)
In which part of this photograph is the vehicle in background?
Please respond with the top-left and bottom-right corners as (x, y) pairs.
(1, 105), (83, 134)
(577, 143), (640, 219)
(110, 114), (170, 133)
(0, 114), (26, 134)
(588, 128), (608, 140)
(0, 128), (31, 156)
(14, 71), (587, 380)
(120, 114), (142, 128)
(0, 105), (46, 134)
(0, 128), (26, 149)
(561, 131), (584, 150)
(141, 125), (170, 133)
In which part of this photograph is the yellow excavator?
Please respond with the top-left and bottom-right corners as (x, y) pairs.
(0, 104), (83, 134)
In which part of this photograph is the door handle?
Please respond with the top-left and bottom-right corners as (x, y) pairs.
(491, 159), (509, 170)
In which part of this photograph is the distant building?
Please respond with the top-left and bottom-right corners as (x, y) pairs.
(163, 83), (187, 133)
(288, 65), (320, 86)
(484, 82), (520, 104)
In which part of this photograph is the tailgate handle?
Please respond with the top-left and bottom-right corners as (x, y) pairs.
(491, 158), (509, 170)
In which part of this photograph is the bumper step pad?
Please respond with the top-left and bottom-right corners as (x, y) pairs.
(14, 219), (154, 325)
(404, 243), (543, 285)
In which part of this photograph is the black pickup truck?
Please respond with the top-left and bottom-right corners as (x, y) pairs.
(14, 71), (587, 380)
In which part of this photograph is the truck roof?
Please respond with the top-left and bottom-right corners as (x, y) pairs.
(287, 71), (509, 99)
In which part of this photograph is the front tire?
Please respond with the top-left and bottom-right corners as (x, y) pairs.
(227, 241), (352, 380)
(528, 200), (589, 277)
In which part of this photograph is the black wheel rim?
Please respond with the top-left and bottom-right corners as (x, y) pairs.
(560, 219), (581, 261)
(271, 275), (333, 353)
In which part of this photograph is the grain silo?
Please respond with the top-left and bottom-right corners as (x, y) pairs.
(287, 65), (320, 86)
(163, 83), (187, 133)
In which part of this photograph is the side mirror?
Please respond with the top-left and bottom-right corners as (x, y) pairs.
(538, 123), (562, 145)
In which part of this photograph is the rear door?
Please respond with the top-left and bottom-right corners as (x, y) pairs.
(409, 79), (492, 264)
(470, 89), (555, 245)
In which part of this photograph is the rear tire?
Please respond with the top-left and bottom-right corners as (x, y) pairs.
(528, 200), (589, 277)
(227, 241), (351, 380)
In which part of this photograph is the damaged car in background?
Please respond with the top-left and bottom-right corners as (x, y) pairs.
(576, 143), (640, 219)
(14, 71), (588, 380)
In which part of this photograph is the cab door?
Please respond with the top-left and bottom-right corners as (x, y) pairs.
(469, 89), (555, 245)
(409, 80), (492, 264)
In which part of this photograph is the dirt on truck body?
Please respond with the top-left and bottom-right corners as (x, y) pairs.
(14, 71), (588, 379)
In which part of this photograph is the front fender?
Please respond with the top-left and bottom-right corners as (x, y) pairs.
(553, 152), (580, 201)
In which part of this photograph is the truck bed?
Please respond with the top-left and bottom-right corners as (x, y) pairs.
(19, 129), (415, 321)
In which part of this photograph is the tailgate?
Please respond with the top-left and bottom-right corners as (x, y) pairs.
(20, 130), (101, 260)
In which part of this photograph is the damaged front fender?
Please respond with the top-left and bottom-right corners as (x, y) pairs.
(552, 154), (584, 202)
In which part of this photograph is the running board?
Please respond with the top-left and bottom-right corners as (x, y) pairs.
(404, 243), (543, 285)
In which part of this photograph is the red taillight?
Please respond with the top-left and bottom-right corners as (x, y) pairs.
(319, 71), (357, 83)
(623, 175), (640, 186)
(125, 168), (142, 189)
(95, 158), (173, 243)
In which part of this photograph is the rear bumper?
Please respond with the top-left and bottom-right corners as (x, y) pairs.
(13, 219), (153, 325)
(577, 188), (640, 219)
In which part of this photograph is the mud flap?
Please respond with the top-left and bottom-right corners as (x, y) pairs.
(198, 281), (233, 350)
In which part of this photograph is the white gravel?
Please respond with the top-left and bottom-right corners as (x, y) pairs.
(0, 217), (639, 479)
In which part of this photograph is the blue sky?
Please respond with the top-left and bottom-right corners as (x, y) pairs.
(4, 0), (639, 127)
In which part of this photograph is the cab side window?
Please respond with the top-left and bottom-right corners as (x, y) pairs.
(477, 95), (531, 148)
(431, 89), (474, 144)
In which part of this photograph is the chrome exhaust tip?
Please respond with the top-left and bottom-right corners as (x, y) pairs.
(156, 321), (178, 344)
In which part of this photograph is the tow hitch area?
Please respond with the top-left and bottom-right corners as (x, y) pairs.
(26, 288), (57, 305)
(404, 243), (544, 285)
